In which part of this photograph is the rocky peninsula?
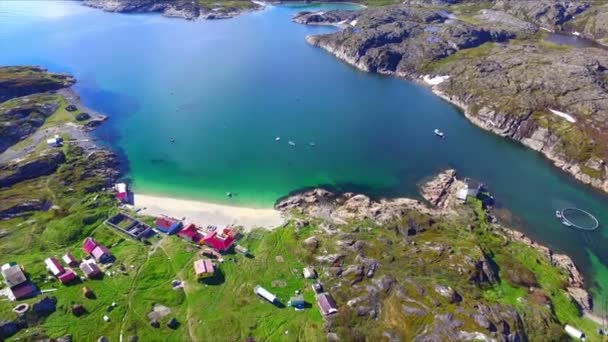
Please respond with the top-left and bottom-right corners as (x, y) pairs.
(274, 169), (599, 340)
(295, 0), (608, 194)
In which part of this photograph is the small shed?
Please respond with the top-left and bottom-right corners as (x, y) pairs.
(62, 253), (79, 267)
(235, 245), (249, 256)
(312, 282), (323, 294)
(316, 293), (338, 316)
(46, 135), (62, 147)
(194, 259), (215, 279)
(288, 294), (305, 309)
(254, 285), (277, 304)
(82, 287), (94, 298)
(564, 324), (586, 340)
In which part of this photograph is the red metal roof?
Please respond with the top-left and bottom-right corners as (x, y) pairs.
(82, 238), (98, 254)
(178, 224), (199, 240)
(58, 269), (76, 284)
(202, 227), (236, 252)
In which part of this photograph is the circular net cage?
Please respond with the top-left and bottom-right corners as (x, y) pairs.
(560, 208), (600, 231)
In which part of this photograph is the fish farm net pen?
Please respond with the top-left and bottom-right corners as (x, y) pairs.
(560, 207), (600, 231)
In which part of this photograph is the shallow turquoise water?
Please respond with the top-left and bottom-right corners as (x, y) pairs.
(2, 1), (608, 311)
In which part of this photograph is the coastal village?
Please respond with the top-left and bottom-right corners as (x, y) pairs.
(3, 0), (608, 340)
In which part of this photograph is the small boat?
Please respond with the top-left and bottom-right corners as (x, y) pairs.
(226, 192), (233, 198)
(309, 142), (316, 147)
(434, 129), (444, 138)
(555, 210), (562, 219)
(275, 137), (281, 142)
(170, 137), (176, 143)
(288, 141), (296, 147)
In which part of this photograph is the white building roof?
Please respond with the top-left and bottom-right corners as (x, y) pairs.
(456, 188), (468, 201)
(115, 183), (127, 193)
(254, 285), (276, 303)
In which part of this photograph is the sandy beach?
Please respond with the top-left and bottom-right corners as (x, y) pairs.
(132, 193), (285, 230)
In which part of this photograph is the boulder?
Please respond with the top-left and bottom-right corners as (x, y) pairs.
(434, 285), (462, 303)
(75, 112), (91, 121)
(65, 104), (78, 112)
(302, 236), (319, 249)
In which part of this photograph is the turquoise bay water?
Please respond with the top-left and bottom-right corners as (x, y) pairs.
(2, 1), (608, 310)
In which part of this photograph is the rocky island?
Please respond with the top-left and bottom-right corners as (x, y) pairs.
(294, 0), (608, 194)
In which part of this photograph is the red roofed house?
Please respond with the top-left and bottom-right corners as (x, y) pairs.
(62, 253), (79, 267)
(178, 224), (203, 243)
(82, 237), (112, 264)
(202, 227), (236, 252)
(91, 245), (112, 263)
(44, 257), (65, 277)
(82, 237), (98, 254)
(194, 259), (215, 279)
(316, 293), (338, 316)
(58, 269), (77, 284)
(155, 217), (182, 235)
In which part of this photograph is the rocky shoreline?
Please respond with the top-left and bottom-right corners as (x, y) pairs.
(275, 169), (597, 323)
(80, 0), (264, 20)
(0, 66), (120, 219)
(295, 2), (608, 195)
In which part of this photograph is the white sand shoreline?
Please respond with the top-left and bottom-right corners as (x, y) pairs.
(131, 193), (286, 230)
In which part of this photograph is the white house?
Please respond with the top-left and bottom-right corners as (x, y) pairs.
(46, 135), (62, 147)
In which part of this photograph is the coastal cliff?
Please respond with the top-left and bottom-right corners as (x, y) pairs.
(295, 1), (608, 194)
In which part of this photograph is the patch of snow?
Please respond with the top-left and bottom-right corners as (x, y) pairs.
(251, 0), (266, 6)
(573, 31), (581, 36)
(337, 20), (347, 25)
(350, 19), (358, 27)
(549, 109), (576, 123)
(422, 75), (450, 86)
